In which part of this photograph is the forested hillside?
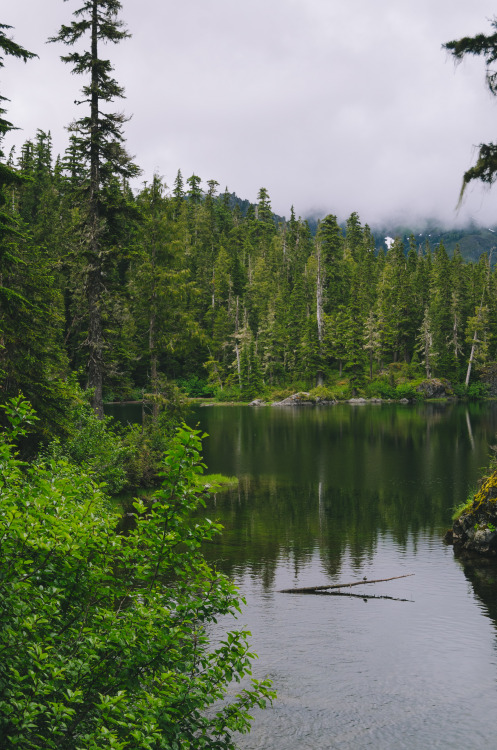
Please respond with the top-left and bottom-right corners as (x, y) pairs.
(369, 224), (497, 264)
(4, 129), (497, 422)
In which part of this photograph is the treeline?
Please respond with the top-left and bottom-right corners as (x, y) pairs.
(3, 127), (496, 423)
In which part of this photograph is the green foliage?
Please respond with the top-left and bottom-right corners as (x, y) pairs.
(177, 375), (214, 397)
(122, 410), (179, 490)
(201, 474), (239, 491)
(331, 382), (353, 400)
(445, 18), (497, 199)
(0, 399), (274, 748)
(452, 381), (490, 401)
(364, 377), (396, 399)
(45, 398), (129, 495)
(394, 382), (422, 401)
(308, 385), (338, 402)
(213, 385), (242, 403)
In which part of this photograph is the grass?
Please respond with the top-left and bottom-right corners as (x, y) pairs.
(199, 474), (239, 492)
(452, 490), (476, 521)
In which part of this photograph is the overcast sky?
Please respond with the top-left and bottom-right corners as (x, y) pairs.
(3, 0), (497, 227)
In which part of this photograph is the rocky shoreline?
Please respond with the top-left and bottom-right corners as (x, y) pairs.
(247, 378), (455, 407)
(446, 471), (497, 557)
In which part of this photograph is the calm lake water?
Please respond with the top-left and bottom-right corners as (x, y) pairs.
(186, 403), (497, 750)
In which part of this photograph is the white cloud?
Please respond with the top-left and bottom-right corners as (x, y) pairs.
(3, 0), (497, 226)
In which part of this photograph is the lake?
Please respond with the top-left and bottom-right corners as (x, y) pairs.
(186, 402), (497, 750)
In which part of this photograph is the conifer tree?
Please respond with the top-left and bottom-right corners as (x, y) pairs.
(0, 24), (37, 235)
(130, 175), (200, 394)
(429, 241), (455, 376)
(445, 20), (497, 200)
(50, 0), (139, 417)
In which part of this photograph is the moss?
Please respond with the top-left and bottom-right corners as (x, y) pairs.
(472, 471), (497, 510)
(452, 471), (497, 521)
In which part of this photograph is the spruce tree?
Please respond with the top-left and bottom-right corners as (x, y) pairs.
(50, 0), (139, 417)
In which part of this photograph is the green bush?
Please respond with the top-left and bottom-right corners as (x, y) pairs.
(467, 381), (490, 400)
(365, 378), (396, 399)
(333, 383), (353, 400)
(453, 381), (490, 400)
(395, 382), (421, 401)
(45, 400), (129, 495)
(123, 411), (176, 489)
(308, 385), (337, 401)
(0, 398), (274, 748)
(177, 375), (215, 397)
(213, 385), (242, 402)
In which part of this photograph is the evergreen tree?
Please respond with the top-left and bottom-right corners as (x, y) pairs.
(316, 214), (344, 310)
(130, 175), (200, 394)
(445, 20), (497, 200)
(0, 23), (37, 241)
(50, 0), (139, 417)
(429, 241), (456, 376)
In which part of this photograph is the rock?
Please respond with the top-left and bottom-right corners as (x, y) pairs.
(248, 398), (266, 406)
(272, 392), (313, 406)
(450, 470), (497, 557)
(415, 378), (453, 399)
(346, 398), (367, 404)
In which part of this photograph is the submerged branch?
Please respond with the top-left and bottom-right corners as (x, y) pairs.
(278, 573), (414, 594)
(303, 591), (413, 602)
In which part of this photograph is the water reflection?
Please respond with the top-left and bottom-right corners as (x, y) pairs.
(191, 403), (497, 749)
(193, 403), (497, 582)
(458, 557), (497, 631)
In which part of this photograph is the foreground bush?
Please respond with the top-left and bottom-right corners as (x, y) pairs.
(0, 397), (273, 749)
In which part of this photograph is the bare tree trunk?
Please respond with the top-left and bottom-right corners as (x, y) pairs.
(465, 329), (478, 388)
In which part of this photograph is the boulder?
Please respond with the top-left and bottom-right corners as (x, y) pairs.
(415, 378), (453, 399)
(450, 471), (497, 557)
(248, 398), (266, 406)
(272, 392), (313, 406)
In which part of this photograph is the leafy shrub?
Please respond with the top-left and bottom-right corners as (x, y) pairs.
(308, 385), (337, 401)
(333, 383), (353, 400)
(395, 382), (421, 401)
(213, 385), (242, 402)
(467, 381), (490, 400)
(177, 375), (215, 397)
(453, 381), (490, 400)
(123, 412), (175, 489)
(0, 400), (274, 748)
(45, 400), (129, 495)
(365, 378), (396, 399)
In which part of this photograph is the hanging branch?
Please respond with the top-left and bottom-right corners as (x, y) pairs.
(278, 573), (414, 594)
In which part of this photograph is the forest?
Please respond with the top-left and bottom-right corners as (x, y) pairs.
(5, 125), (497, 425)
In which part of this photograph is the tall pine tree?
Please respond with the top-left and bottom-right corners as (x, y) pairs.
(50, 0), (139, 416)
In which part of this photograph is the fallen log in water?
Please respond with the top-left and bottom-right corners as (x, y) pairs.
(302, 591), (413, 602)
(278, 573), (414, 594)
